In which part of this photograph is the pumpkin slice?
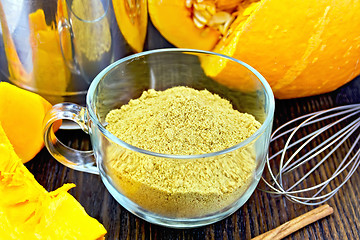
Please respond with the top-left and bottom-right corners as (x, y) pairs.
(0, 122), (107, 239)
(113, 0), (148, 52)
(149, 0), (360, 99)
(0, 82), (53, 163)
(148, 0), (220, 50)
(34, 184), (106, 239)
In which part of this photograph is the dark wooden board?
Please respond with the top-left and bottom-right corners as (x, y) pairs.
(26, 75), (360, 239)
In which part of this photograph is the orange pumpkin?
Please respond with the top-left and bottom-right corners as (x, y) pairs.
(148, 0), (360, 99)
(0, 82), (54, 163)
(0, 122), (107, 239)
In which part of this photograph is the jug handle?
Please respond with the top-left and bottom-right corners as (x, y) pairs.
(58, 17), (81, 74)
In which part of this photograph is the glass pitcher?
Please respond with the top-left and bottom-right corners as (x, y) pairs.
(0, 0), (148, 105)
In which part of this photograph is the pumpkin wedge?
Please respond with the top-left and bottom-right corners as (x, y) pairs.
(113, 0), (148, 52)
(0, 82), (53, 163)
(0, 122), (107, 239)
(148, 0), (360, 99)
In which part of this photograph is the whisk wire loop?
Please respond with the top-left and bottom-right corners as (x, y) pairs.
(261, 104), (360, 205)
(283, 117), (360, 175)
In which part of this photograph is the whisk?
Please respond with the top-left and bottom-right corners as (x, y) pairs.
(261, 103), (360, 205)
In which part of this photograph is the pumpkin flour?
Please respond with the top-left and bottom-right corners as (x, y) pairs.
(105, 86), (261, 217)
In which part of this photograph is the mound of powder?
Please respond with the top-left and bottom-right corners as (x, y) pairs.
(105, 86), (260, 155)
(105, 86), (261, 217)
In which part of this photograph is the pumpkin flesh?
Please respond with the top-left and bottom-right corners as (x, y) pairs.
(148, 0), (221, 50)
(0, 122), (107, 239)
(113, 0), (148, 53)
(0, 82), (53, 162)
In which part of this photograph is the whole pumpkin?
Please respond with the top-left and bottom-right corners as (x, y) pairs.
(148, 0), (360, 99)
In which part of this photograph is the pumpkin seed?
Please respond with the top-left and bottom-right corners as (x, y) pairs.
(194, 10), (208, 24)
(193, 17), (205, 28)
(195, 8), (212, 21)
(209, 11), (231, 25)
(185, 0), (246, 37)
(221, 15), (235, 35)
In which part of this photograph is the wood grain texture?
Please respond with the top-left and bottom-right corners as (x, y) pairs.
(25, 75), (360, 240)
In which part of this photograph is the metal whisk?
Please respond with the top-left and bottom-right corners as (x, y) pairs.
(261, 103), (360, 205)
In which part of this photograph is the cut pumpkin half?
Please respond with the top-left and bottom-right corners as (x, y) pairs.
(148, 0), (360, 99)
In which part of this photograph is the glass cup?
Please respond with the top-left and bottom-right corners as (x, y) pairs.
(43, 48), (275, 228)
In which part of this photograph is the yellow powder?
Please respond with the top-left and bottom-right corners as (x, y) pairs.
(105, 86), (261, 217)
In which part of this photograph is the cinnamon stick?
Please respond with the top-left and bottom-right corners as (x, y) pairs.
(251, 204), (333, 240)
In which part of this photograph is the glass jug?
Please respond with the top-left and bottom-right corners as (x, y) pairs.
(0, 0), (148, 105)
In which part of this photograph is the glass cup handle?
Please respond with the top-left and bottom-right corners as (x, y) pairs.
(57, 17), (81, 75)
(43, 103), (99, 175)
